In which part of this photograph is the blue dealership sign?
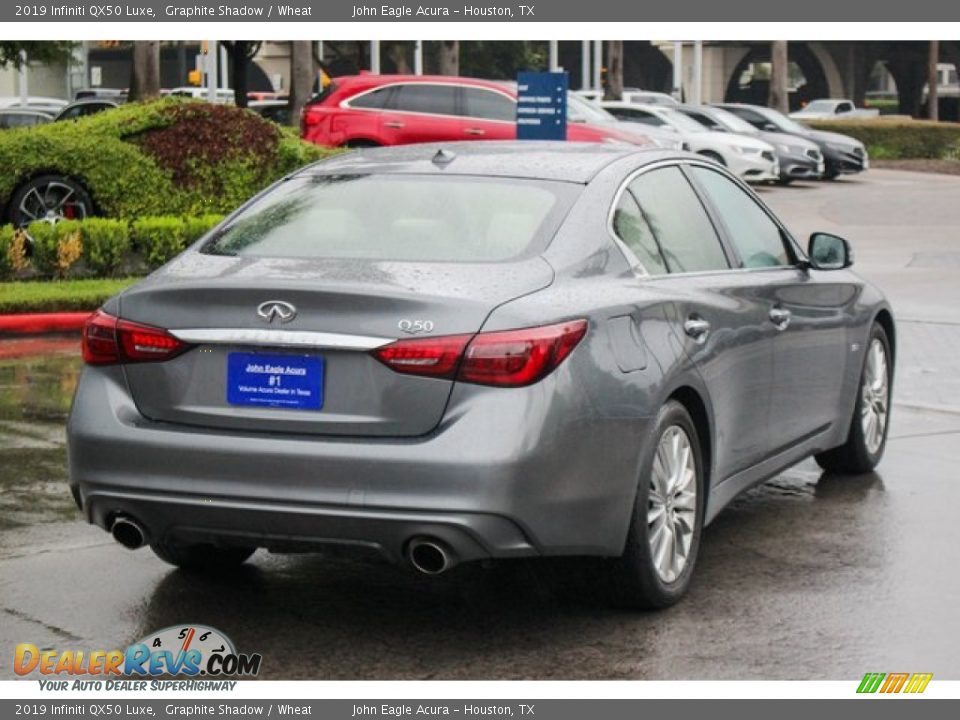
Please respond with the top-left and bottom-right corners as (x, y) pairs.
(516, 71), (568, 141)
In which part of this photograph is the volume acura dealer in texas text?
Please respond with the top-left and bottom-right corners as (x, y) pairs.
(165, 4), (312, 16)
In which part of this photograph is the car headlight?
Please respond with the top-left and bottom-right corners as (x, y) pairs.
(779, 144), (804, 154)
(735, 146), (763, 155)
(827, 142), (855, 152)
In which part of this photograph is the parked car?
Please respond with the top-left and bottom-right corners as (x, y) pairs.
(74, 88), (127, 102)
(248, 99), (291, 126)
(602, 102), (779, 183)
(54, 99), (119, 122)
(566, 92), (684, 150)
(0, 96), (67, 113)
(714, 103), (869, 179)
(789, 99), (879, 120)
(677, 104), (824, 184)
(0, 108), (53, 130)
(300, 74), (651, 148)
(622, 90), (680, 107)
(167, 87), (236, 103)
(68, 142), (894, 609)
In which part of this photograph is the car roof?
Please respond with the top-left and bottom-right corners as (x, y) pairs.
(299, 141), (669, 184)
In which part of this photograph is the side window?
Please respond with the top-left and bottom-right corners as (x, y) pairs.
(627, 111), (664, 127)
(685, 110), (718, 129)
(837, 102), (853, 114)
(691, 167), (791, 268)
(612, 192), (668, 275)
(463, 88), (515, 121)
(391, 84), (458, 116)
(628, 167), (729, 274)
(726, 107), (766, 130)
(348, 86), (393, 110)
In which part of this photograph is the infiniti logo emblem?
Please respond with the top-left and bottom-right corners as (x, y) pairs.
(256, 300), (297, 324)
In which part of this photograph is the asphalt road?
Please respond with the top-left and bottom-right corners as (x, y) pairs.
(2, 169), (959, 680)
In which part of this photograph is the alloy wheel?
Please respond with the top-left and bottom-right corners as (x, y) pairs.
(647, 425), (698, 584)
(861, 338), (889, 455)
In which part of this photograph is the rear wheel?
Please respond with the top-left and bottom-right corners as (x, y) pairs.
(815, 323), (892, 474)
(608, 401), (705, 609)
(151, 541), (255, 571)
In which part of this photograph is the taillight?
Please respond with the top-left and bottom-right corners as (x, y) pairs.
(301, 105), (323, 127)
(82, 309), (189, 365)
(372, 320), (587, 387)
(372, 334), (471, 379)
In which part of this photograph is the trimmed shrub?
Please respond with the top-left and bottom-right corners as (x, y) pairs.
(26, 222), (60, 277)
(808, 119), (960, 160)
(132, 217), (188, 268)
(0, 98), (337, 223)
(80, 218), (130, 277)
(0, 225), (13, 278)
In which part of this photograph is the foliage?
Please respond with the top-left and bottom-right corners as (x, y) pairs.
(0, 98), (336, 222)
(0, 42), (75, 69)
(808, 119), (960, 160)
(131, 217), (187, 267)
(0, 213), (224, 281)
(80, 218), (130, 276)
(0, 278), (139, 314)
(458, 41), (547, 80)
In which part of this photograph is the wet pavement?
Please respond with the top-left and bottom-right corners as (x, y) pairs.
(1, 169), (959, 680)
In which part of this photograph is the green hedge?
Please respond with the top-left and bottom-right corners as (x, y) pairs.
(0, 214), (223, 281)
(807, 119), (960, 160)
(0, 98), (336, 221)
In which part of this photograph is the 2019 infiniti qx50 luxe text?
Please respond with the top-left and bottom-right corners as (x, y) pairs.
(67, 142), (894, 608)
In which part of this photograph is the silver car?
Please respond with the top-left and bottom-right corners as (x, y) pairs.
(68, 142), (894, 608)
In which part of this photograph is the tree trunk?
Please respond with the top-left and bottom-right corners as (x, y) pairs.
(928, 40), (940, 121)
(129, 41), (161, 101)
(438, 41), (459, 76)
(388, 42), (411, 74)
(230, 42), (249, 108)
(605, 41), (623, 100)
(289, 41), (314, 128)
(768, 41), (789, 113)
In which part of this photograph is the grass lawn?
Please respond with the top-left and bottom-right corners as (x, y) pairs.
(0, 278), (140, 314)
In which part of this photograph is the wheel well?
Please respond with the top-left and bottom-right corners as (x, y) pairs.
(669, 386), (712, 490)
(342, 139), (380, 148)
(874, 309), (896, 362)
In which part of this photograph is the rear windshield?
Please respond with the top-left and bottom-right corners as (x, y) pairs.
(203, 174), (576, 262)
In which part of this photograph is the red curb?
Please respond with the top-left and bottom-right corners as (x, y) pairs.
(0, 312), (92, 336)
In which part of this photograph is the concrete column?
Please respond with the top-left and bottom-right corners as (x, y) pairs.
(928, 40), (939, 120)
(672, 42), (683, 100)
(581, 40), (590, 90)
(370, 41), (381, 74)
(549, 40), (560, 72)
(18, 50), (28, 104)
(593, 40), (603, 91)
(207, 42), (217, 101)
(414, 40), (423, 75)
(691, 40), (703, 105)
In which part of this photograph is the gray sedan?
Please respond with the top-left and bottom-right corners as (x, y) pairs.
(68, 142), (894, 609)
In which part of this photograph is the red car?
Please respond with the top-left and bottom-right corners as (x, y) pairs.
(300, 74), (648, 148)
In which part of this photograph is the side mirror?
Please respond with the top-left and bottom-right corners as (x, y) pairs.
(808, 232), (853, 270)
(763, 122), (778, 132)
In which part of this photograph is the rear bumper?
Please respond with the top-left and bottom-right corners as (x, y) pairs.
(68, 366), (652, 563)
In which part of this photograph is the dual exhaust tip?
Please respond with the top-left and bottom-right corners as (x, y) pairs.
(110, 516), (456, 575)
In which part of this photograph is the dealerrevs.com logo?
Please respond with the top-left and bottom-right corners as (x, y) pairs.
(857, 672), (933, 694)
(14, 625), (262, 682)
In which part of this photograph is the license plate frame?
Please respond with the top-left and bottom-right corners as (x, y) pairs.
(226, 352), (324, 411)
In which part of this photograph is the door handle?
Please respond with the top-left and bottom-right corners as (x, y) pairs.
(463, 127), (486, 136)
(769, 307), (792, 330)
(384, 121), (405, 129)
(683, 317), (711, 342)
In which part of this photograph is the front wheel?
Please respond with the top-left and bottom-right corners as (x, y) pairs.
(608, 401), (705, 609)
(815, 323), (892, 474)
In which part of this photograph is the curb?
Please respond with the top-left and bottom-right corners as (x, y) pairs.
(0, 312), (92, 336)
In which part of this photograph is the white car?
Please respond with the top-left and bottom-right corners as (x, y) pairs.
(166, 87), (236, 103)
(566, 93), (685, 151)
(601, 102), (779, 183)
(789, 99), (879, 120)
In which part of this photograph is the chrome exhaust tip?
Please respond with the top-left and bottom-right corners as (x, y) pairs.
(408, 538), (455, 575)
(111, 515), (146, 550)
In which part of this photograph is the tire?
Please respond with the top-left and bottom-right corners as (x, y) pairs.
(697, 150), (726, 166)
(608, 401), (706, 610)
(8, 174), (93, 229)
(815, 323), (892, 474)
(151, 541), (255, 571)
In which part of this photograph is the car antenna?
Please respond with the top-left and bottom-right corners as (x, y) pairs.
(432, 148), (456, 166)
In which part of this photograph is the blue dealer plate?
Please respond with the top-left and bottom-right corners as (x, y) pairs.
(226, 352), (324, 410)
